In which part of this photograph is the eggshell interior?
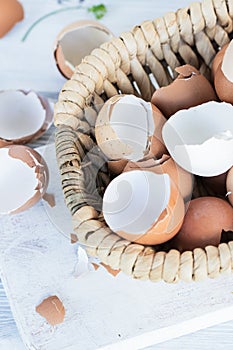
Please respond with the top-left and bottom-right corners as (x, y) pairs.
(103, 170), (170, 235)
(0, 146), (48, 214)
(222, 39), (233, 83)
(162, 101), (233, 176)
(0, 90), (46, 140)
(96, 95), (154, 161)
(55, 20), (112, 78)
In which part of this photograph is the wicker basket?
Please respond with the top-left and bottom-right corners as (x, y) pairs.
(54, 0), (233, 283)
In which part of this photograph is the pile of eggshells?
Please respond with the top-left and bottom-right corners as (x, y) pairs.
(95, 39), (233, 252)
(0, 90), (53, 215)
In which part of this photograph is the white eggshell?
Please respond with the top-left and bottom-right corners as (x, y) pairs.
(162, 101), (233, 176)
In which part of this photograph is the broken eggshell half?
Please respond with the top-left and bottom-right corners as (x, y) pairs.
(0, 90), (53, 147)
(96, 94), (166, 164)
(162, 101), (233, 177)
(0, 145), (49, 215)
(123, 154), (193, 203)
(151, 64), (217, 118)
(54, 20), (113, 79)
(102, 170), (185, 245)
(214, 39), (233, 104)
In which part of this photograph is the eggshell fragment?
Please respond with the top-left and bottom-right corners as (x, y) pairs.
(0, 0), (24, 38)
(227, 167), (233, 207)
(123, 154), (193, 202)
(211, 44), (228, 79)
(0, 145), (48, 214)
(172, 197), (233, 251)
(162, 101), (233, 176)
(151, 64), (217, 118)
(54, 20), (113, 78)
(103, 170), (184, 245)
(214, 39), (233, 104)
(0, 90), (53, 147)
(96, 94), (167, 164)
(36, 296), (65, 326)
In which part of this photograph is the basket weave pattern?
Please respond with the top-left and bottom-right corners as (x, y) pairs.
(55, 0), (233, 283)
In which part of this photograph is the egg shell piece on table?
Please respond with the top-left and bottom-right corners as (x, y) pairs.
(0, 0), (24, 38)
(36, 296), (65, 326)
(0, 90), (53, 147)
(214, 39), (233, 104)
(54, 20), (113, 79)
(162, 101), (233, 177)
(227, 167), (233, 207)
(123, 154), (193, 202)
(151, 64), (217, 118)
(96, 94), (167, 163)
(172, 197), (233, 252)
(0, 145), (48, 215)
(102, 170), (185, 245)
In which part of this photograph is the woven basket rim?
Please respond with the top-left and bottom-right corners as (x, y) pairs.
(55, 0), (233, 283)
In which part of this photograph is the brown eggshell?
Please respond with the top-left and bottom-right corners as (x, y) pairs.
(107, 159), (128, 175)
(36, 296), (65, 326)
(227, 167), (233, 206)
(172, 197), (233, 251)
(151, 64), (217, 118)
(123, 155), (193, 202)
(0, 0), (24, 38)
(5, 145), (49, 214)
(0, 90), (53, 148)
(211, 44), (229, 80)
(54, 20), (113, 79)
(201, 172), (227, 197)
(150, 104), (168, 158)
(116, 179), (185, 245)
(214, 63), (233, 104)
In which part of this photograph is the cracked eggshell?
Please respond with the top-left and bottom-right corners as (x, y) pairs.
(172, 197), (233, 251)
(95, 95), (155, 162)
(214, 39), (233, 104)
(123, 154), (193, 202)
(102, 170), (185, 245)
(54, 20), (113, 79)
(0, 0), (24, 38)
(0, 90), (53, 147)
(162, 101), (233, 177)
(151, 64), (217, 118)
(227, 167), (233, 206)
(0, 145), (49, 215)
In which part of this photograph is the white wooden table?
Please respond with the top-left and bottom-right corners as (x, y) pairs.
(1, 0), (233, 349)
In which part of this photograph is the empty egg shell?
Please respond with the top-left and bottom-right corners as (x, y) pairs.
(54, 20), (113, 79)
(96, 94), (166, 162)
(0, 0), (24, 38)
(102, 170), (185, 245)
(172, 197), (233, 251)
(162, 101), (233, 177)
(214, 39), (233, 104)
(151, 64), (217, 118)
(0, 145), (48, 214)
(0, 90), (53, 147)
(123, 154), (193, 202)
(227, 167), (233, 206)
